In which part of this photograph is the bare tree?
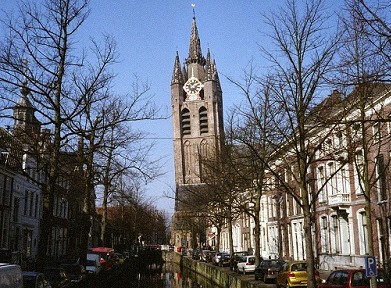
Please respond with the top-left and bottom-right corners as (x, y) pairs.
(335, 1), (391, 286)
(351, 0), (391, 73)
(96, 97), (162, 245)
(199, 133), (255, 261)
(227, 65), (280, 265)
(256, 1), (341, 287)
(0, 0), (117, 268)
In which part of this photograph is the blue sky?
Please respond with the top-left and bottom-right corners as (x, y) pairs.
(3, 0), (341, 215)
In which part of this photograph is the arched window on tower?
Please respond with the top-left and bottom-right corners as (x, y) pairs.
(184, 141), (192, 183)
(181, 109), (191, 136)
(199, 139), (208, 159)
(199, 107), (208, 134)
(198, 139), (208, 182)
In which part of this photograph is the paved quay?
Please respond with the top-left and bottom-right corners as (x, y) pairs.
(175, 252), (333, 287)
(226, 268), (331, 287)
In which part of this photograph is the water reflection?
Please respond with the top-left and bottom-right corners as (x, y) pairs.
(135, 263), (219, 288)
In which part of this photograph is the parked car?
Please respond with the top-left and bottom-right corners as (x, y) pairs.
(212, 252), (227, 266)
(44, 267), (70, 288)
(60, 263), (87, 285)
(85, 253), (102, 274)
(218, 253), (231, 267)
(236, 255), (256, 274)
(192, 248), (202, 260)
(231, 251), (249, 271)
(1, 263), (23, 288)
(206, 251), (217, 263)
(200, 250), (210, 262)
(88, 247), (114, 268)
(276, 260), (321, 288)
(318, 268), (389, 288)
(23, 271), (52, 288)
(254, 259), (286, 283)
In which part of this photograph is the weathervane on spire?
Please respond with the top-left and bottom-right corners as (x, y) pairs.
(191, 3), (196, 19)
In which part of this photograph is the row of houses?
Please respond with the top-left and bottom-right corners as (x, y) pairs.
(0, 82), (107, 265)
(207, 85), (391, 270)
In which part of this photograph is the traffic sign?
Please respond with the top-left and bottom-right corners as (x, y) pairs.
(364, 256), (377, 277)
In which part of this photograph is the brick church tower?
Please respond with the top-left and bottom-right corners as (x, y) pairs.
(170, 14), (224, 249)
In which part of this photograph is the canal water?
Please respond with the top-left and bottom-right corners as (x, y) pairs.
(135, 263), (218, 288)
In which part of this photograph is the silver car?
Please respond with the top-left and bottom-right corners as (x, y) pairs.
(236, 256), (256, 274)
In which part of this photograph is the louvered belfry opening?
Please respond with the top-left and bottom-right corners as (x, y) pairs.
(199, 107), (208, 134)
(181, 108), (191, 135)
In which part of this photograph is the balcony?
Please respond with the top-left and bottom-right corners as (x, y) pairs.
(328, 193), (351, 208)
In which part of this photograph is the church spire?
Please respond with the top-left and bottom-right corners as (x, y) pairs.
(205, 49), (214, 81)
(213, 60), (222, 92)
(186, 14), (205, 65)
(171, 51), (183, 84)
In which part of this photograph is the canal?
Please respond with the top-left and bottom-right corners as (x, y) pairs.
(134, 263), (215, 288)
(80, 262), (221, 288)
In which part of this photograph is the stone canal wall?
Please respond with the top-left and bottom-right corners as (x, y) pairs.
(167, 251), (261, 288)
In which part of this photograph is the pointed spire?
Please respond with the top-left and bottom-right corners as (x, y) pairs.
(213, 60), (222, 92)
(186, 14), (205, 65)
(20, 59), (31, 103)
(171, 51), (183, 85)
(17, 78), (33, 109)
(20, 78), (31, 98)
(205, 49), (214, 81)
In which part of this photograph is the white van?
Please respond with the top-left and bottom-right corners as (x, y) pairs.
(85, 253), (101, 274)
(0, 263), (23, 288)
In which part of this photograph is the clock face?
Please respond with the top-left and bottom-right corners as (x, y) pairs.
(184, 77), (203, 95)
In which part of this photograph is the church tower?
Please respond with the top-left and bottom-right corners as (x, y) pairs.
(171, 14), (224, 249)
(13, 79), (41, 139)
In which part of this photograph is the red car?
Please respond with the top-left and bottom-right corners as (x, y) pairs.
(318, 269), (390, 288)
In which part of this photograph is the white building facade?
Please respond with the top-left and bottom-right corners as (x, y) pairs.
(215, 85), (391, 271)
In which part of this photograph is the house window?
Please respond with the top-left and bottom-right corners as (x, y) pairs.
(373, 122), (381, 142)
(24, 190), (28, 215)
(181, 109), (191, 135)
(377, 219), (384, 262)
(317, 166), (326, 202)
(325, 138), (333, 153)
(327, 162), (337, 196)
(29, 192), (34, 217)
(199, 107), (208, 134)
(13, 197), (20, 222)
(336, 162), (350, 195)
(376, 154), (387, 202)
(388, 218), (391, 249)
(351, 122), (363, 141)
(335, 130), (344, 149)
(355, 150), (364, 195)
(331, 215), (340, 254)
(320, 216), (329, 253)
(35, 194), (39, 218)
(286, 196), (290, 217)
(359, 211), (368, 254)
(293, 196), (299, 216)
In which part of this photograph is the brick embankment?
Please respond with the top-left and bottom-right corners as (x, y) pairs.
(165, 251), (332, 288)
(167, 251), (271, 288)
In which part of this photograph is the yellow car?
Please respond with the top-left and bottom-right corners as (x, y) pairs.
(276, 260), (321, 288)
